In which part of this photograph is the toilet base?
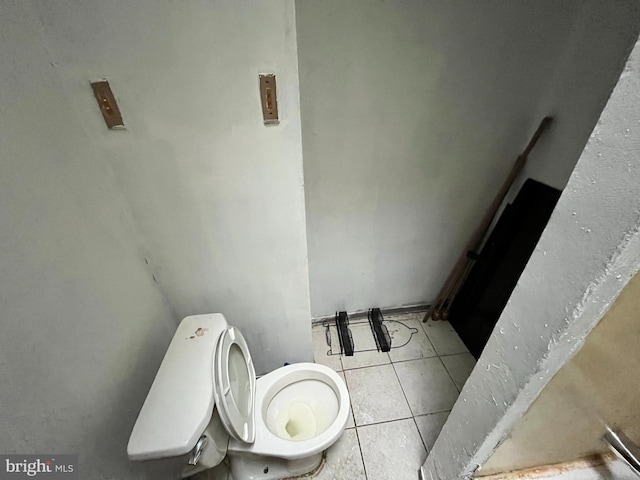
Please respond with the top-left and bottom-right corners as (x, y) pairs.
(229, 451), (323, 480)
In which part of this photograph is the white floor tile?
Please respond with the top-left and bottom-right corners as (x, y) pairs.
(394, 358), (459, 416)
(345, 364), (412, 426)
(337, 371), (355, 429)
(387, 319), (437, 363)
(422, 320), (468, 356)
(312, 326), (342, 371)
(414, 411), (449, 452)
(313, 429), (366, 480)
(341, 349), (391, 370)
(441, 352), (476, 391)
(347, 320), (383, 349)
(358, 419), (427, 480)
(340, 321), (390, 370)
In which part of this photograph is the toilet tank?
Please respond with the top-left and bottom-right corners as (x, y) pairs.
(128, 314), (229, 461)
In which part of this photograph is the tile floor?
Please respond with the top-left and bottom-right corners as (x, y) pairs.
(312, 310), (476, 480)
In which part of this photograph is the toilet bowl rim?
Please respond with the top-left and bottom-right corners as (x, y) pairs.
(227, 362), (350, 459)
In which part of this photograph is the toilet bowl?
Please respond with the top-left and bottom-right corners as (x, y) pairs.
(227, 363), (348, 479)
(127, 314), (349, 480)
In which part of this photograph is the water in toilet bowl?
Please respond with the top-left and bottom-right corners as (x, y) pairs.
(276, 401), (317, 441)
(266, 379), (339, 442)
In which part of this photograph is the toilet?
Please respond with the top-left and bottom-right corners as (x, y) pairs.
(127, 313), (350, 479)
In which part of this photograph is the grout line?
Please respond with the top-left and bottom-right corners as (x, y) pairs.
(340, 358), (391, 372)
(414, 322), (438, 357)
(412, 414), (430, 455)
(337, 351), (459, 372)
(438, 354), (462, 393)
(390, 358), (416, 416)
(389, 355), (439, 366)
(341, 340), (451, 477)
(419, 320), (472, 358)
(353, 427), (369, 480)
(420, 324), (444, 356)
(354, 415), (414, 429)
(321, 351), (471, 372)
(413, 411), (453, 457)
(341, 366), (368, 479)
(339, 370), (356, 429)
(388, 360), (431, 458)
(438, 351), (472, 358)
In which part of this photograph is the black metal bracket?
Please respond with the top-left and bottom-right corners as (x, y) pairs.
(335, 311), (354, 356)
(368, 308), (391, 352)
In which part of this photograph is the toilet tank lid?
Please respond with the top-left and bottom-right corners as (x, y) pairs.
(127, 313), (229, 461)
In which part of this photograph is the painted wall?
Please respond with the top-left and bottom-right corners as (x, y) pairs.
(0, 2), (180, 478)
(423, 35), (640, 480)
(27, 0), (312, 373)
(481, 271), (640, 474)
(1, 0), (309, 477)
(296, 0), (640, 317)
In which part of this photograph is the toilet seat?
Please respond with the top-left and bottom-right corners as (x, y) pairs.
(212, 326), (256, 444)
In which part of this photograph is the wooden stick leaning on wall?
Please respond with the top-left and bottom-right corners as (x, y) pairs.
(424, 116), (553, 323)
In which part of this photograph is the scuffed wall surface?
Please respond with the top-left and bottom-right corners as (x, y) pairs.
(27, 0), (312, 373)
(481, 271), (640, 474)
(422, 35), (640, 480)
(0, 2), (180, 478)
(296, 0), (640, 317)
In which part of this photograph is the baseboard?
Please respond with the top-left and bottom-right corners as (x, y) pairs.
(311, 303), (431, 324)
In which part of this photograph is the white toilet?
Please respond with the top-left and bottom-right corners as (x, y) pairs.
(127, 313), (350, 479)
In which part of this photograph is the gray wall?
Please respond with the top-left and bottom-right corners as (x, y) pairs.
(423, 36), (640, 479)
(0, 0), (309, 478)
(296, 0), (640, 317)
(482, 271), (640, 474)
(26, 0), (312, 373)
(0, 2), (179, 478)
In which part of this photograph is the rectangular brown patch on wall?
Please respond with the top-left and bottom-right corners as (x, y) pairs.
(259, 74), (279, 124)
(91, 80), (124, 129)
